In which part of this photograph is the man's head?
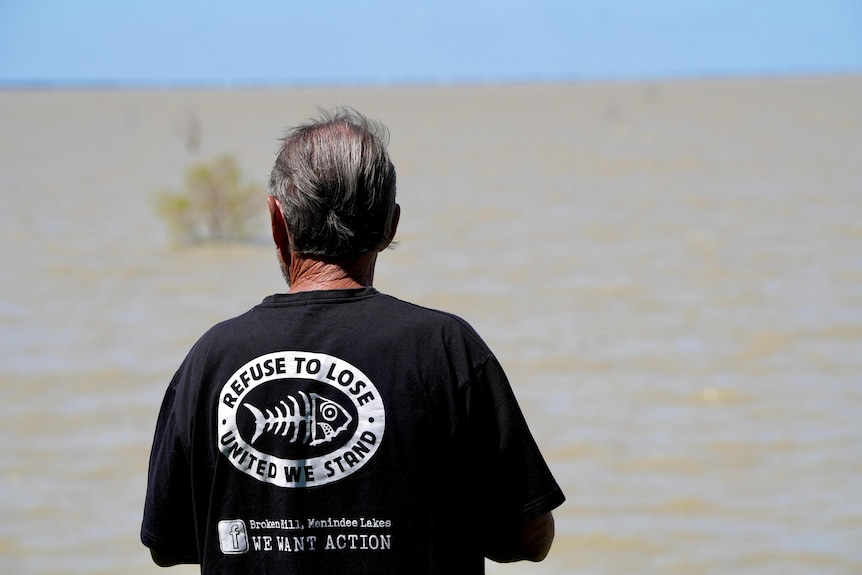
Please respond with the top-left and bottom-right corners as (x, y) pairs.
(269, 107), (398, 260)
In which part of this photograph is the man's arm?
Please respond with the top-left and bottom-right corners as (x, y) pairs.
(149, 547), (199, 567)
(485, 511), (556, 563)
(142, 370), (201, 568)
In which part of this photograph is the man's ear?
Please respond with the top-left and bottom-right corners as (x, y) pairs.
(387, 204), (401, 246)
(268, 195), (290, 253)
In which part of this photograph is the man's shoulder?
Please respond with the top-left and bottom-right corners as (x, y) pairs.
(189, 291), (487, 355)
(186, 304), (261, 352)
(373, 293), (481, 332)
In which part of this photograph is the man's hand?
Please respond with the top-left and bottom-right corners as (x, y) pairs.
(485, 511), (555, 563)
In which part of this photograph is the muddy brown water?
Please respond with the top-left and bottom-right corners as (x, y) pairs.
(1, 76), (861, 574)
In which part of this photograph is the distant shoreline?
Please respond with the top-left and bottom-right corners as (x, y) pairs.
(2, 71), (861, 93)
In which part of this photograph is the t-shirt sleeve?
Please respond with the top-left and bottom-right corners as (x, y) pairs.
(140, 371), (199, 562)
(465, 354), (565, 530)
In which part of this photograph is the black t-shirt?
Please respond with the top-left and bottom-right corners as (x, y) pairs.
(142, 288), (565, 574)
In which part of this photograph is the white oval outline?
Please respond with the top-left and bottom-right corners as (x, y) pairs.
(217, 351), (385, 488)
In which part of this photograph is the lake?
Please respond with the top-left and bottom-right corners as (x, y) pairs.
(1, 76), (861, 574)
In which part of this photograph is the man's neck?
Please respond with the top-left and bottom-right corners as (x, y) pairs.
(286, 253), (377, 294)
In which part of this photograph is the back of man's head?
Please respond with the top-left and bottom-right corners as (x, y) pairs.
(269, 107), (398, 259)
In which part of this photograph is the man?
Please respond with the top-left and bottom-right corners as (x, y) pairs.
(142, 107), (565, 573)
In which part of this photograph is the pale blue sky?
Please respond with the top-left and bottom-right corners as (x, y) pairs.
(1, 0), (860, 86)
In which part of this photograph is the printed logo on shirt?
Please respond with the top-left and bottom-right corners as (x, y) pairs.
(217, 351), (386, 488)
(218, 519), (249, 554)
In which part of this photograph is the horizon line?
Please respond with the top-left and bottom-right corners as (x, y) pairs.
(2, 68), (860, 91)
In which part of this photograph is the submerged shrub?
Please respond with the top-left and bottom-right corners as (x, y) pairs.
(156, 154), (264, 243)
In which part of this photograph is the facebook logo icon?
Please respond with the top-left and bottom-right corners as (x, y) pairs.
(218, 520), (249, 555)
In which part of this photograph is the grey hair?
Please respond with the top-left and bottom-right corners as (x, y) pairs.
(269, 106), (397, 259)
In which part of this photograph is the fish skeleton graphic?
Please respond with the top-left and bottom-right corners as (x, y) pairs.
(243, 391), (353, 447)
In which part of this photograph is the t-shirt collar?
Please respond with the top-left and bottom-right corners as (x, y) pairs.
(258, 287), (379, 306)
